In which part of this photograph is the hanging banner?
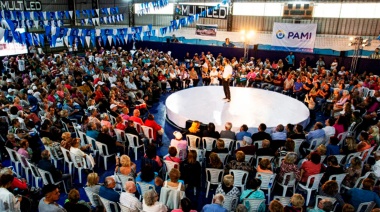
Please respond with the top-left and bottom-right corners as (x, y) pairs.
(51, 37), (64, 48)
(0, 0), (42, 11)
(175, 4), (228, 19)
(195, 24), (217, 37)
(271, 22), (317, 53)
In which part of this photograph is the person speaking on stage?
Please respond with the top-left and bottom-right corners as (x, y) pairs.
(223, 58), (233, 102)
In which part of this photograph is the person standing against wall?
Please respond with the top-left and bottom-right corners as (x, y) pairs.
(285, 52), (295, 70)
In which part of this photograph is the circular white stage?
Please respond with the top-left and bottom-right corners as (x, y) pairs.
(165, 86), (310, 133)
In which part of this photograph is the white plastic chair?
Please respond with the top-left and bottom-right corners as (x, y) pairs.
(235, 140), (244, 149)
(202, 137), (216, 151)
(342, 171), (375, 191)
(245, 154), (255, 166)
(60, 147), (74, 175)
(163, 160), (179, 180)
(273, 196), (291, 206)
(216, 153), (229, 165)
(84, 187), (99, 207)
(77, 130), (88, 147)
(328, 173), (347, 192)
(95, 141), (114, 170)
(5, 147), (21, 176)
(37, 168), (67, 193)
(85, 136), (99, 157)
(230, 169), (249, 191)
(334, 155), (346, 165)
(276, 172), (296, 196)
(357, 201), (375, 212)
(293, 139), (305, 157)
(133, 122), (142, 134)
(314, 195), (336, 210)
(253, 140), (263, 149)
(220, 138), (234, 154)
(44, 145), (63, 168)
(361, 146), (375, 163)
(109, 114), (116, 125)
(97, 194), (119, 212)
(115, 173), (134, 193)
(205, 168), (224, 198)
(337, 131), (348, 147)
(136, 181), (155, 201)
(15, 153), (30, 184)
(256, 173), (276, 203)
(118, 202), (133, 212)
(341, 152), (361, 167)
(306, 138), (324, 152)
(125, 133), (145, 161)
(27, 161), (41, 188)
(242, 199), (266, 212)
(114, 129), (128, 153)
(186, 134), (201, 148)
(222, 195), (238, 211)
(69, 151), (86, 183)
(297, 173), (324, 206)
(141, 125), (154, 144)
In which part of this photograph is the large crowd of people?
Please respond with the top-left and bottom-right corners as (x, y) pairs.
(0, 44), (378, 212)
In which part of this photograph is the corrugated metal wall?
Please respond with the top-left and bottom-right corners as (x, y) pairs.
(232, 16), (380, 36)
(40, 0), (69, 11)
(35, 0), (380, 36)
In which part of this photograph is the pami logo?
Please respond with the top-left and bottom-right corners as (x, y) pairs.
(288, 32), (312, 39)
(276, 30), (285, 39)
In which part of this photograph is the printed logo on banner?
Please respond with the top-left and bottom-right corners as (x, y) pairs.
(271, 23), (317, 53)
(276, 30), (285, 39)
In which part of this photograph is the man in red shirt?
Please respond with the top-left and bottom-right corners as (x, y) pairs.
(129, 109), (143, 125)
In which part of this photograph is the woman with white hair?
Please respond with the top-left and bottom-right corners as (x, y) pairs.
(215, 174), (241, 198)
(170, 131), (187, 158)
(142, 189), (167, 212)
(332, 89), (350, 115)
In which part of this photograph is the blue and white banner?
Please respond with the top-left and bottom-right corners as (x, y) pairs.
(271, 23), (317, 53)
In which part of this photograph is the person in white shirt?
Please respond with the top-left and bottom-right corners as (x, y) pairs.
(143, 189), (167, 212)
(222, 58), (233, 102)
(210, 66), (219, 85)
(120, 181), (142, 212)
(323, 118), (336, 142)
(372, 151), (380, 178)
(0, 174), (21, 212)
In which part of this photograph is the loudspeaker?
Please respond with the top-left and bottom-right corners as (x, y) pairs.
(253, 44), (259, 51)
(340, 51), (346, 57)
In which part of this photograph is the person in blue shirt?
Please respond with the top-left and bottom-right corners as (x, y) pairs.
(326, 136), (340, 157)
(293, 77), (304, 100)
(99, 177), (120, 212)
(299, 122), (325, 158)
(86, 122), (99, 140)
(201, 194), (228, 212)
(285, 52), (295, 69)
(236, 124), (252, 141)
(222, 38), (235, 48)
(347, 178), (380, 210)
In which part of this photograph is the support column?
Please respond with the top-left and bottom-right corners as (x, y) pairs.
(129, 0), (135, 27)
(68, 0), (76, 26)
(227, 0), (234, 31)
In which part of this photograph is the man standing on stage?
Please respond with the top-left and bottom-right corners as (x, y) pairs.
(223, 58), (233, 102)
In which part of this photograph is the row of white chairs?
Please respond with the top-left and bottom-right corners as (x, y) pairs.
(6, 146), (68, 193)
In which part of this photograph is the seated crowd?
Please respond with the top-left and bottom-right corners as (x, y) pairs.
(0, 46), (378, 212)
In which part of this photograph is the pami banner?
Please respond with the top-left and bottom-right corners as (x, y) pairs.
(175, 4), (228, 19)
(271, 23), (317, 53)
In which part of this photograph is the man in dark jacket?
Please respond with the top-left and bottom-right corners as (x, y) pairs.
(38, 150), (71, 188)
